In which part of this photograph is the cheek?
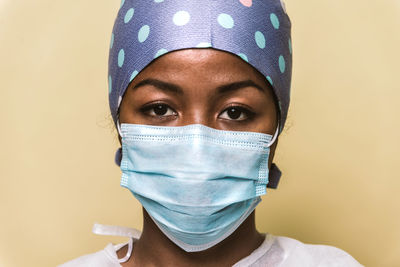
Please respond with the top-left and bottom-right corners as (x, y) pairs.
(119, 88), (149, 123)
(119, 93), (137, 123)
(251, 103), (278, 135)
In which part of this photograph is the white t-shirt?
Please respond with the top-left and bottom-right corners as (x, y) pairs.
(59, 224), (363, 267)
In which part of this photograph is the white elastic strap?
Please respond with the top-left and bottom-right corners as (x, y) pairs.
(266, 122), (280, 147)
(92, 223), (141, 239)
(92, 223), (141, 263)
(117, 119), (122, 137)
(117, 238), (133, 263)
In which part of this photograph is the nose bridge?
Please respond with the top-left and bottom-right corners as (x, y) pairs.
(181, 105), (214, 127)
(177, 77), (217, 128)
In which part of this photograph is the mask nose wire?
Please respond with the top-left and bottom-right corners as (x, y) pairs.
(117, 120), (279, 145)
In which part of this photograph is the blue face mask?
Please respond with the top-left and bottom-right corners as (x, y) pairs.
(119, 123), (278, 252)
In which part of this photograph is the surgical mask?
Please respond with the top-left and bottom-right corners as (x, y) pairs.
(118, 123), (278, 252)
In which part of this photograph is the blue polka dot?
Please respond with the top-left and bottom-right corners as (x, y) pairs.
(238, 53), (248, 62)
(154, 48), (168, 58)
(118, 49), (125, 67)
(279, 55), (285, 73)
(124, 8), (134, 23)
(108, 75), (112, 94)
(154, 0), (164, 2)
(130, 70), (139, 82)
(196, 42), (212, 48)
(270, 13), (280, 29)
(289, 38), (292, 54)
(110, 33), (114, 49)
(138, 25), (150, 43)
(255, 31), (266, 49)
(120, 0), (125, 8)
(266, 76), (273, 85)
(217, 13), (234, 29)
(173, 11), (190, 26)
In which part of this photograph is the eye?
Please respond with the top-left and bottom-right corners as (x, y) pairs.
(219, 106), (254, 121)
(141, 103), (177, 117)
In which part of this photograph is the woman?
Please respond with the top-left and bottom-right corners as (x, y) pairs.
(60, 0), (362, 266)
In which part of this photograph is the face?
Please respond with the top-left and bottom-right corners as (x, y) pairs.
(119, 48), (279, 164)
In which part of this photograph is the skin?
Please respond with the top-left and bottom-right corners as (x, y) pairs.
(117, 48), (279, 266)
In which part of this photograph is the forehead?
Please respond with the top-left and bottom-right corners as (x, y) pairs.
(135, 48), (269, 85)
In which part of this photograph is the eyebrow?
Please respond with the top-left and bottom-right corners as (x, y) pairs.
(133, 79), (184, 95)
(216, 80), (266, 95)
(132, 78), (266, 95)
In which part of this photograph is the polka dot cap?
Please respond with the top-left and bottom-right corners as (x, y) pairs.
(109, 0), (292, 134)
(108, 0), (292, 188)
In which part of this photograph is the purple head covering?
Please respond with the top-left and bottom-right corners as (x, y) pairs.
(108, 0), (292, 188)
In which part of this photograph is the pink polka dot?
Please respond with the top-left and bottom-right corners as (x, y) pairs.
(239, 0), (252, 7)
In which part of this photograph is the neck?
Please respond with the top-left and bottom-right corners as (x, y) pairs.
(129, 208), (264, 267)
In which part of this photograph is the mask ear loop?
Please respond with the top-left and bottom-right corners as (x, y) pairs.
(264, 122), (280, 188)
(117, 238), (133, 263)
(92, 223), (140, 263)
(266, 122), (280, 147)
(117, 118), (122, 137)
(114, 119), (123, 166)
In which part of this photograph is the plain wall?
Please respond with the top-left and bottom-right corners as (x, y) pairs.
(0, 0), (399, 266)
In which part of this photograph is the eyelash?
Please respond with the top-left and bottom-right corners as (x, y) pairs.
(219, 104), (256, 122)
(139, 102), (178, 120)
(140, 102), (255, 122)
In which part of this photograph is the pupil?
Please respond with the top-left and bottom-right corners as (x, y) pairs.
(154, 105), (167, 115)
(227, 108), (241, 119)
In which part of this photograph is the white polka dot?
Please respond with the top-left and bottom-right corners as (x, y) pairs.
(154, 0), (164, 2)
(288, 38), (292, 54)
(124, 8), (134, 23)
(130, 70), (138, 82)
(255, 31), (266, 49)
(196, 42), (212, 48)
(118, 49), (125, 67)
(173, 11), (190, 26)
(217, 13), (234, 29)
(120, 0), (125, 8)
(154, 48), (168, 58)
(138, 25), (150, 43)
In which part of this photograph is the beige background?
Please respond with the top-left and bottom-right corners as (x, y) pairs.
(1, 0), (399, 266)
